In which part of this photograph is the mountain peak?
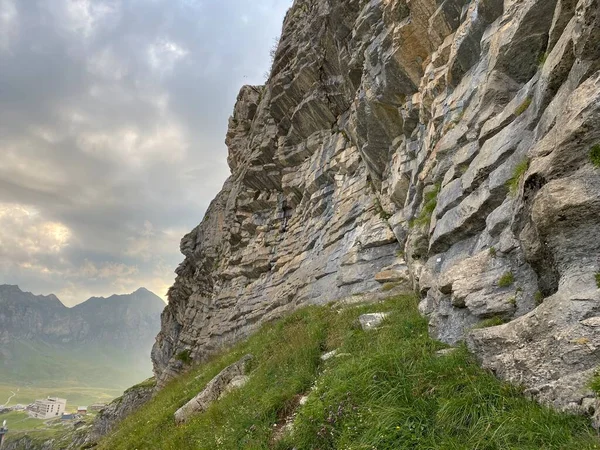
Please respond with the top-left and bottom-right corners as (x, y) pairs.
(0, 284), (66, 308)
(133, 287), (150, 294)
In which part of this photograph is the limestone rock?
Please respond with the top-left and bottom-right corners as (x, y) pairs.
(152, 0), (600, 420)
(359, 313), (389, 331)
(320, 350), (338, 361)
(86, 381), (155, 446)
(374, 268), (409, 284)
(174, 355), (253, 425)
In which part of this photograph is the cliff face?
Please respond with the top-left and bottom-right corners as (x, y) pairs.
(153, 0), (600, 416)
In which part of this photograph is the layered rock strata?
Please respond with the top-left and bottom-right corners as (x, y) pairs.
(153, 0), (600, 417)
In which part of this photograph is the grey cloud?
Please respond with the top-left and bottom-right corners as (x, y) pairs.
(0, 0), (291, 305)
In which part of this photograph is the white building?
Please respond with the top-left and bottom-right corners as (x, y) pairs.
(28, 397), (67, 419)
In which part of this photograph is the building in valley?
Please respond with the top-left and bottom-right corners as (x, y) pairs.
(28, 397), (67, 419)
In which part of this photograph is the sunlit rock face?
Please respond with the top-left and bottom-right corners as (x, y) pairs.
(153, 0), (600, 415)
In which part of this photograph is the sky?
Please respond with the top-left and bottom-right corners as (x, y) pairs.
(0, 0), (292, 306)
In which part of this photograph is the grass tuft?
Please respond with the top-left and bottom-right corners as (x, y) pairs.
(535, 290), (545, 305)
(123, 377), (156, 394)
(473, 316), (509, 329)
(411, 184), (440, 228)
(507, 158), (530, 195)
(590, 372), (600, 395)
(489, 247), (497, 258)
(590, 145), (600, 168)
(97, 296), (600, 450)
(175, 349), (193, 365)
(515, 97), (532, 116)
(498, 271), (515, 288)
(596, 272), (600, 289)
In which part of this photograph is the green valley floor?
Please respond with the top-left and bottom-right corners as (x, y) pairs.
(98, 295), (599, 449)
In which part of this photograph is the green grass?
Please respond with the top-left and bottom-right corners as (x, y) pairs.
(98, 295), (599, 450)
(473, 316), (509, 329)
(515, 97), (532, 116)
(535, 291), (545, 305)
(411, 184), (441, 228)
(489, 247), (497, 258)
(123, 377), (156, 394)
(0, 411), (46, 432)
(175, 349), (193, 365)
(590, 145), (600, 168)
(507, 158), (530, 195)
(590, 372), (600, 395)
(498, 271), (515, 288)
(596, 272), (600, 289)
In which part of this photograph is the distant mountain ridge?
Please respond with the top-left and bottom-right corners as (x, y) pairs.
(0, 285), (165, 389)
(0, 285), (165, 345)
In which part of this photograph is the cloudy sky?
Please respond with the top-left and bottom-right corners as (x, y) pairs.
(0, 0), (292, 306)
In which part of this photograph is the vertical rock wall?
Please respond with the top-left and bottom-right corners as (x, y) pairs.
(153, 0), (600, 416)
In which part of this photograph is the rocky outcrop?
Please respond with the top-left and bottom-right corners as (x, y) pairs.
(174, 354), (253, 424)
(87, 382), (155, 441)
(154, 0), (600, 419)
(2, 437), (54, 450)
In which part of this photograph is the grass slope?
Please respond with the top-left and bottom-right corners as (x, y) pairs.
(0, 411), (45, 432)
(99, 295), (599, 450)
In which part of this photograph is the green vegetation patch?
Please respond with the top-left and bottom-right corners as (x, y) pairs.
(98, 295), (599, 450)
(515, 97), (532, 116)
(590, 145), (600, 168)
(0, 411), (46, 433)
(411, 184), (440, 229)
(123, 377), (156, 395)
(175, 349), (193, 365)
(590, 372), (600, 395)
(498, 271), (515, 288)
(535, 291), (545, 305)
(473, 316), (509, 329)
(507, 158), (530, 195)
(596, 272), (600, 289)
